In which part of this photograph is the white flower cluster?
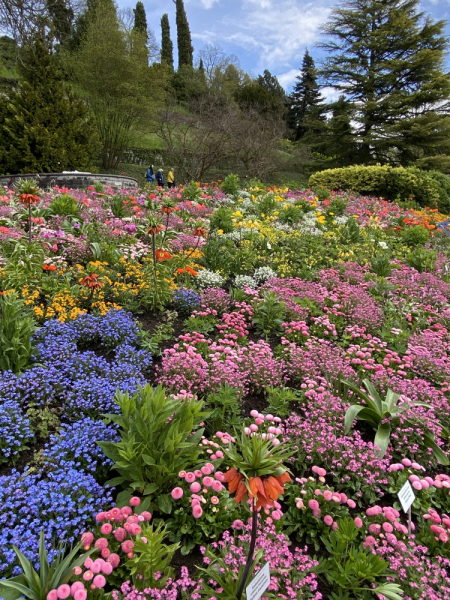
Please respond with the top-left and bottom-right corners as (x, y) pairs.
(253, 266), (277, 284)
(240, 199), (257, 215)
(196, 269), (225, 289)
(334, 216), (349, 225)
(234, 275), (257, 289)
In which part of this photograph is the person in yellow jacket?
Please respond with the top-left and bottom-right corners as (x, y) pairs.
(167, 167), (175, 189)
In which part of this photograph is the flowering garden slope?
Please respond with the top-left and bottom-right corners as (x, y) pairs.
(1, 180), (450, 599)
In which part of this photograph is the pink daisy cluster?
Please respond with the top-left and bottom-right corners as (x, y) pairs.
(173, 463), (225, 519)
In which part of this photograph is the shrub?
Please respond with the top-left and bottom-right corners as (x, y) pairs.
(0, 292), (37, 373)
(309, 164), (450, 212)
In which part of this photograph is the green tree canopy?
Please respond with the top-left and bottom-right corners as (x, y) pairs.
(69, 0), (168, 169)
(174, 0), (193, 68)
(0, 38), (99, 174)
(288, 50), (324, 141)
(319, 0), (450, 170)
(161, 13), (174, 69)
(133, 1), (147, 39)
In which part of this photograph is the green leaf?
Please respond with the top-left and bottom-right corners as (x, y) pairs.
(143, 483), (159, 495)
(373, 583), (404, 600)
(0, 581), (39, 600)
(344, 404), (368, 434)
(374, 422), (391, 458)
(106, 476), (126, 487)
(157, 494), (173, 514)
(424, 434), (449, 465)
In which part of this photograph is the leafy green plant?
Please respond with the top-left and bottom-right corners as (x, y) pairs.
(0, 292), (37, 373)
(400, 225), (430, 248)
(315, 518), (403, 600)
(110, 195), (127, 218)
(26, 404), (60, 441)
(0, 530), (93, 600)
(370, 254), (392, 277)
(94, 181), (104, 193)
(2, 240), (45, 290)
(265, 386), (300, 418)
(339, 217), (361, 244)
(405, 248), (437, 273)
(313, 185), (331, 202)
(341, 379), (448, 464)
(252, 292), (285, 337)
(205, 384), (242, 434)
(98, 385), (209, 513)
(126, 522), (179, 590)
(47, 194), (80, 218)
(209, 208), (235, 234)
(137, 313), (176, 357)
(221, 173), (241, 197)
(182, 181), (203, 202)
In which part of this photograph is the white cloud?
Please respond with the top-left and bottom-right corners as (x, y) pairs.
(220, 0), (332, 69)
(186, 0), (222, 8)
(277, 68), (299, 90)
(321, 86), (341, 102)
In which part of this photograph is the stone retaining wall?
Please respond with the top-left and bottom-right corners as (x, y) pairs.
(0, 173), (139, 190)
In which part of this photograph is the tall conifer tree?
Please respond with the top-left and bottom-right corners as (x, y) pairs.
(173, 0), (193, 68)
(133, 1), (147, 39)
(161, 13), (174, 69)
(0, 39), (98, 173)
(319, 0), (450, 168)
(289, 50), (323, 141)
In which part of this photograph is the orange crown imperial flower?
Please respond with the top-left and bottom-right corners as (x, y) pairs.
(19, 193), (40, 205)
(79, 273), (104, 290)
(193, 227), (208, 238)
(155, 249), (172, 261)
(223, 467), (291, 509)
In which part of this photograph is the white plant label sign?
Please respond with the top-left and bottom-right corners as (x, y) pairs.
(398, 481), (415, 513)
(246, 562), (271, 600)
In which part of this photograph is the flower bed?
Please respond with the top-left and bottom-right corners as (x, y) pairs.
(1, 178), (450, 599)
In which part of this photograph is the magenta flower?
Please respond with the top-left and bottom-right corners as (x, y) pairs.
(232, 519), (244, 529)
(211, 496), (219, 505)
(382, 522), (394, 533)
(70, 583), (84, 596)
(82, 571), (93, 582)
(113, 527), (126, 542)
(193, 505), (203, 518)
(324, 515), (333, 526)
(308, 499), (319, 510)
(47, 591), (58, 600)
(57, 588), (71, 600)
(190, 481), (201, 493)
(212, 480), (223, 492)
(354, 518), (363, 528)
(130, 497), (141, 506)
(185, 472), (196, 483)
(203, 476), (214, 487)
(80, 532), (94, 548)
(93, 575), (106, 589)
(74, 590), (87, 600)
(100, 523), (112, 535)
(323, 491), (332, 501)
(107, 553), (120, 569)
(171, 487), (184, 499)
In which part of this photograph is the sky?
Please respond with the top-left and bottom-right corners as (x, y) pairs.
(116, 0), (450, 93)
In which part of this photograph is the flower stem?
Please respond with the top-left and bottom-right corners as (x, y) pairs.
(236, 498), (258, 600)
(28, 204), (32, 244)
(151, 233), (156, 270)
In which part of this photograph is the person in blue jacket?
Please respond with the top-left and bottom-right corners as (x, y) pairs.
(156, 168), (165, 187)
(146, 165), (155, 182)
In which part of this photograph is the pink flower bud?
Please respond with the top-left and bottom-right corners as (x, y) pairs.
(130, 497), (141, 507)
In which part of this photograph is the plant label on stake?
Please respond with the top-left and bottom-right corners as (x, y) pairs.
(246, 561), (270, 600)
(398, 480), (415, 536)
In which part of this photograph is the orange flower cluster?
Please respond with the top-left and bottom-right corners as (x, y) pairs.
(402, 207), (445, 231)
(19, 193), (40, 205)
(79, 273), (103, 290)
(223, 468), (291, 509)
(43, 265), (57, 271)
(193, 227), (207, 238)
(155, 249), (172, 261)
(148, 224), (165, 235)
(176, 267), (197, 276)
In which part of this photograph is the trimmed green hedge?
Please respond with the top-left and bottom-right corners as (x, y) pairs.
(309, 165), (450, 214)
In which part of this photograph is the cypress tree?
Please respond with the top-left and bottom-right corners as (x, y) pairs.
(173, 0), (193, 68)
(161, 13), (174, 69)
(289, 50), (323, 141)
(319, 0), (450, 168)
(133, 1), (147, 39)
(0, 39), (99, 173)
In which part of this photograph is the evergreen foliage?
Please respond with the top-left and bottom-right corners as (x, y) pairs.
(161, 13), (174, 69)
(46, 0), (74, 45)
(133, 1), (147, 39)
(289, 50), (323, 141)
(174, 0), (193, 68)
(0, 38), (99, 175)
(70, 0), (167, 170)
(319, 0), (450, 169)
